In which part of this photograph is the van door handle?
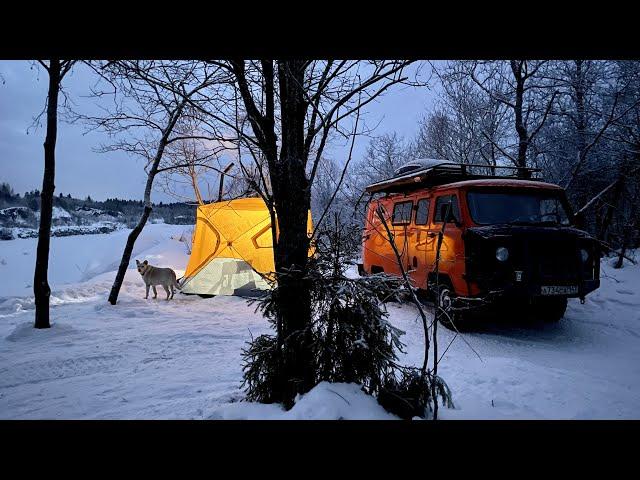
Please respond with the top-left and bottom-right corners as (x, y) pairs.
(427, 232), (437, 238)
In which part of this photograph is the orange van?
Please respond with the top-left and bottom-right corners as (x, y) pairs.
(359, 160), (601, 328)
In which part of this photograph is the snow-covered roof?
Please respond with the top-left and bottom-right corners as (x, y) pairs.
(0, 206), (30, 214)
(52, 206), (72, 219)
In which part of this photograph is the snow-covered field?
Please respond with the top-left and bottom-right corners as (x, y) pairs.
(0, 224), (638, 419)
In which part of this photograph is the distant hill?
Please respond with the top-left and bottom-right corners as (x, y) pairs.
(0, 181), (197, 240)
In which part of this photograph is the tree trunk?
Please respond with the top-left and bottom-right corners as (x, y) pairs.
(615, 189), (639, 269)
(34, 60), (61, 329)
(107, 162), (160, 305)
(572, 60), (589, 205)
(511, 61), (529, 178)
(107, 100), (185, 305)
(574, 60), (587, 160)
(614, 229), (630, 269)
(273, 60), (314, 408)
(598, 175), (625, 242)
(107, 206), (152, 304)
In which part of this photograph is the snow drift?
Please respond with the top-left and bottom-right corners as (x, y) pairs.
(0, 224), (638, 419)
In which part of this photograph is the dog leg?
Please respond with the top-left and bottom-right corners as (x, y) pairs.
(153, 286), (158, 299)
(145, 284), (150, 299)
(163, 285), (171, 300)
(170, 286), (175, 299)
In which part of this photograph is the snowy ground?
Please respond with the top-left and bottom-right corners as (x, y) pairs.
(0, 224), (638, 419)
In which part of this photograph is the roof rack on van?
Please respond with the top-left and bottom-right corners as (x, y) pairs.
(365, 160), (541, 194)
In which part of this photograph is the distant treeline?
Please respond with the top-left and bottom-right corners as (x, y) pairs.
(0, 181), (196, 228)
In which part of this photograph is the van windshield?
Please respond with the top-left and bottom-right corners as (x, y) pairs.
(467, 190), (571, 226)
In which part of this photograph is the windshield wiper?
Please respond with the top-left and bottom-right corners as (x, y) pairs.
(504, 214), (542, 225)
(504, 212), (562, 226)
(504, 220), (561, 227)
(504, 220), (540, 226)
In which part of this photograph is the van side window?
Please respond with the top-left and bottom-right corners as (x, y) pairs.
(434, 195), (460, 223)
(415, 199), (430, 225)
(392, 201), (413, 225)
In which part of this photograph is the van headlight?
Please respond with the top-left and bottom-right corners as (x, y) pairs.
(496, 247), (509, 262)
(580, 249), (589, 263)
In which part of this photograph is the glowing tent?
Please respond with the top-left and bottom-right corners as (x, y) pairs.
(181, 197), (313, 296)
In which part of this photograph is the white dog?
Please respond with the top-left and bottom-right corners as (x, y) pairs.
(135, 259), (182, 300)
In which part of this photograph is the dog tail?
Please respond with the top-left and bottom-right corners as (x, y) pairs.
(174, 277), (183, 290)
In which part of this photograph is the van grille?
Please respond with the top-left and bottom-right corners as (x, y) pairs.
(465, 226), (593, 289)
(527, 238), (580, 283)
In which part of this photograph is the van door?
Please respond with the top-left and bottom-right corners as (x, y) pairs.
(389, 199), (414, 275)
(425, 194), (464, 293)
(407, 197), (431, 289)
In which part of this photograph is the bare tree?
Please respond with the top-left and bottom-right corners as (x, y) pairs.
(79, 61), (226, 305)
(311, 156), (352, 227)
(357, 132), (410, 184)
(323, 131), (411, 230)
(179, 60), (420, 406)
(413, 109), (452, 160)
(606, 61), (640, 258)
(128, 59), (424, 405)
(444, 60), (559, 177)
(545, 61), (640, 194)
(534, 61), (640, 242)
(156, 113), (243, 204)
(33, 59), (76, 329)
(413, 69), (510, 169)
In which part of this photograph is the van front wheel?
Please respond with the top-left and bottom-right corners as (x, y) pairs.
(436, 286), (471, 331)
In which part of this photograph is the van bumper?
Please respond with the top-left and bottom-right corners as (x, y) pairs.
(463, 278), (600, 304)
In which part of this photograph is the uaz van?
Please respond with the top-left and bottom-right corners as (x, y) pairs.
(359, 160), (601, 329)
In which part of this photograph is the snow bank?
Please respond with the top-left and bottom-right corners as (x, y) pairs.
(0, 226), (638, 420)
(0, 224), (190, 298)
(209, 382), (398, 420)
(390, 250), (640, 420)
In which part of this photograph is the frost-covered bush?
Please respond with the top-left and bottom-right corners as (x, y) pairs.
(378, 368), (454, 419)
(241, 215), (454, 418)
(241, 263), (407, 404)
(241, 216), (406, 405)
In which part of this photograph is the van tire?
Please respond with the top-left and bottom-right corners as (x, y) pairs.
(531, 297), (567, 323)
(436, 284), (472, 332)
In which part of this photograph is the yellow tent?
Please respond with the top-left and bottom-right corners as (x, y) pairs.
(181, 197), (313, 296)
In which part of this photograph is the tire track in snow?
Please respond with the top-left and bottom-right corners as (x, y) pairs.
(0, 354), (124, 389)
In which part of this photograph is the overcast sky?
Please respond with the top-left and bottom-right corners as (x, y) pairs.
(0, 61), (436, 202)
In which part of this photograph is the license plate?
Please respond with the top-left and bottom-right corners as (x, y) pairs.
(540, 285), (578, 295)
